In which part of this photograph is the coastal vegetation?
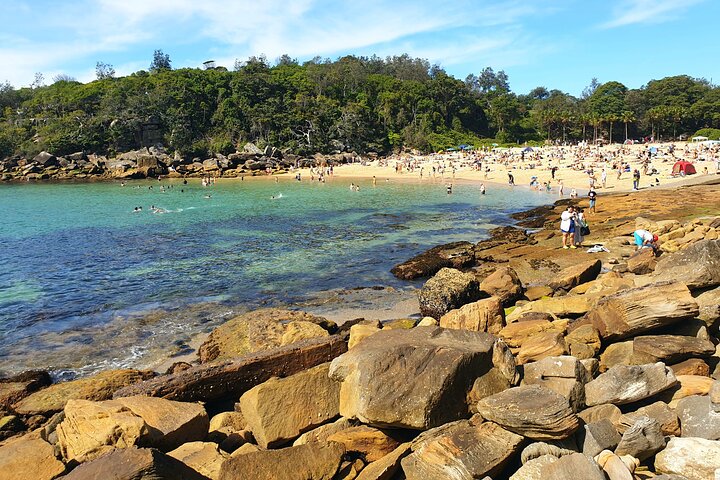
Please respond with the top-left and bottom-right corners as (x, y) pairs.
(1, 53), (719, 159)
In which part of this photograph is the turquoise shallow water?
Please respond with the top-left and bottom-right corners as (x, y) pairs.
(0, 176), (551, 376)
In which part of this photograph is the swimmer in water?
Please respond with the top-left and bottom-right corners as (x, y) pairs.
(480, 183), (486, 195)
(204, 194), (212, 199)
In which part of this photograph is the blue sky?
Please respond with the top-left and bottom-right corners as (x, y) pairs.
(1, 0), (717, 96)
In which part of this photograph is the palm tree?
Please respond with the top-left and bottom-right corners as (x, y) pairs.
(621, 111), (636, 142)
(605, 114), (619, 144)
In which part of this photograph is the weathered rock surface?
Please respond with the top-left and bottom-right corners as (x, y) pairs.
(579, 282), (699, 341)
(238, 363), (339, 448)
(614, 417), (665, 461)
(655, 437), (720, 480)
(695, 286), (720, 324)
(218, 442), (345, 480)
(631, 335), (715, 364)
(168, 441), (229, 480)
(566, 325), (602, 359)
(0, 436), (66, 480)
(548, 259), (602, 292)
(507, 296), (594, 322)
(292, 417), (356, 446)
(329, 327), (515, 429)
(670, 358), (710, 377)
(356, 443), (411, 480)
(439, 296), (505, 335)
(0, 370), (51, 410)
(516, 331), (568, 365)
(391, 242), (475, 280)
(327, 425), (402, 462)
(401, 419), (523, 480)
(676, 395), (720, 440)
(479, 266), (524, 305)
(499, 319), (567, 349)
(618, 401), (680, 437)
(114, 334), (348, 404)
(13, 369), (153, 415)
(476, 385), (580, 439)
(539, 452), (607, 480)
(198, 308), (333, 363)
(523, 356), (587, 411)
(626, 248), (657, 274)
(578, 404), (622, 428)
(61, 446), (208, 480)
(578, 419), (621, 457)
(510, 454), (558, 480)
(348, 322), (382, 349)
(585, 363), (677, 406)
(57, 396), (208, 462)
(417, 268), (482, 319)
(653, 239), (720, 290)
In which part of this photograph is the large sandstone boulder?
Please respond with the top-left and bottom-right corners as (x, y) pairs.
(539, 453), (606, 480)
(655, 437), (720, 480)
(476, 385), (580, 439)
(327, 425), (402, 462)
(57, 396), (208, 462)
(356, 443), (411, 480)
(479, 266), (524, 305)
(565, 325), (602, 359)
(626, 248), (657, 274)
(198, 308), (334, 363)
(12, 369), (154, 415)
(168, 441), (229, 480)
(0, 436), (66, 480)
(218, 442), (344, 480)
(585, 363), (677, 406)
(548, 259), (602, 292)
(523, 356), (588, 411)
(631, 335), (715, 364)
(417, 268), (482, 319)
(579, 282), (699, 341)
(401, 418), (523, 480)
(61, 446), (208, 480)
(292, 417), (356, 446)
(439, 296), (505, 335)
(653, 239), (720, 290)
(391, 242), (475, 280)
(614, 417), (665, 461)
(499, 319), (567, 349)
(329, 327), (516, 429)
(676, 395), (720, 440)
(114, 334), (348, 404)
(238, 363), (339, 448)
(506, 296), (594, 322)
(516, 331), (568, 365)
(618, 401), (680, 437)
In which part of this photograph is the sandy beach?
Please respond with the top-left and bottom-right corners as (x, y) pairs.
(281, 141), (720, 196)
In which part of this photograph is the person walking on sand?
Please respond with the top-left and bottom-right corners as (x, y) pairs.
(508, 172), (515, 186)
(560, 206), (576, 249)
(588, 187), (597, 214)
(558, 181), (564, 196)
(601, 168), (607, 189)
(632, 169), (641, 190)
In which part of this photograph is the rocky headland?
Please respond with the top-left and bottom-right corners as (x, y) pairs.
(0, 179), (719, 479)
(0, 143), (357, 182)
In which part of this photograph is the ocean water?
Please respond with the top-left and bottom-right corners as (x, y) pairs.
(0, 176), (550, 377)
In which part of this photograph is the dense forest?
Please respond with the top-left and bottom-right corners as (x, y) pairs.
(1, 51), (719, 159)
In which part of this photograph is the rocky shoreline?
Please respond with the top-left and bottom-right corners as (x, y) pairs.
(0, 144), (357, 182)
(0, 179), (719, 479)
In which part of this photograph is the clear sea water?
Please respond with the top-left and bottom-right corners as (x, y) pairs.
(0, 176), (550, 377)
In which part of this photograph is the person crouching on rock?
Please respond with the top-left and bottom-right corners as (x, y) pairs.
(633, 229), (659, 251)
(560, 206), (576, 249)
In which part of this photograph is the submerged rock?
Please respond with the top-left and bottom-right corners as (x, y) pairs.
(391, 241), (475, 280)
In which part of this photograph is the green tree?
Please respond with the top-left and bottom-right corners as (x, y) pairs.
(150, 49), (172, 73)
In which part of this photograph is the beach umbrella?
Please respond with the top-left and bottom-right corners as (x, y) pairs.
(522, 147), (534, 152)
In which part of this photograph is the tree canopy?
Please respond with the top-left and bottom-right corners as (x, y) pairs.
(0, 54), (718, 160)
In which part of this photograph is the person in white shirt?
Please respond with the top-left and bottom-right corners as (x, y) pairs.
(633, 229), (658, 250)
(560, 206), (576, 249)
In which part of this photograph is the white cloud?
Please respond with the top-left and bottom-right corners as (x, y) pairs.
(601, 0), (706, 28)
(0, 0), (551, 85)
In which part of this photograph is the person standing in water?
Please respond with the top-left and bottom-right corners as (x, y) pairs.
(479, 183), (486, 195)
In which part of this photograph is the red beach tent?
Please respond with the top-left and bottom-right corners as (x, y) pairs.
(672, 161), (696, 175)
